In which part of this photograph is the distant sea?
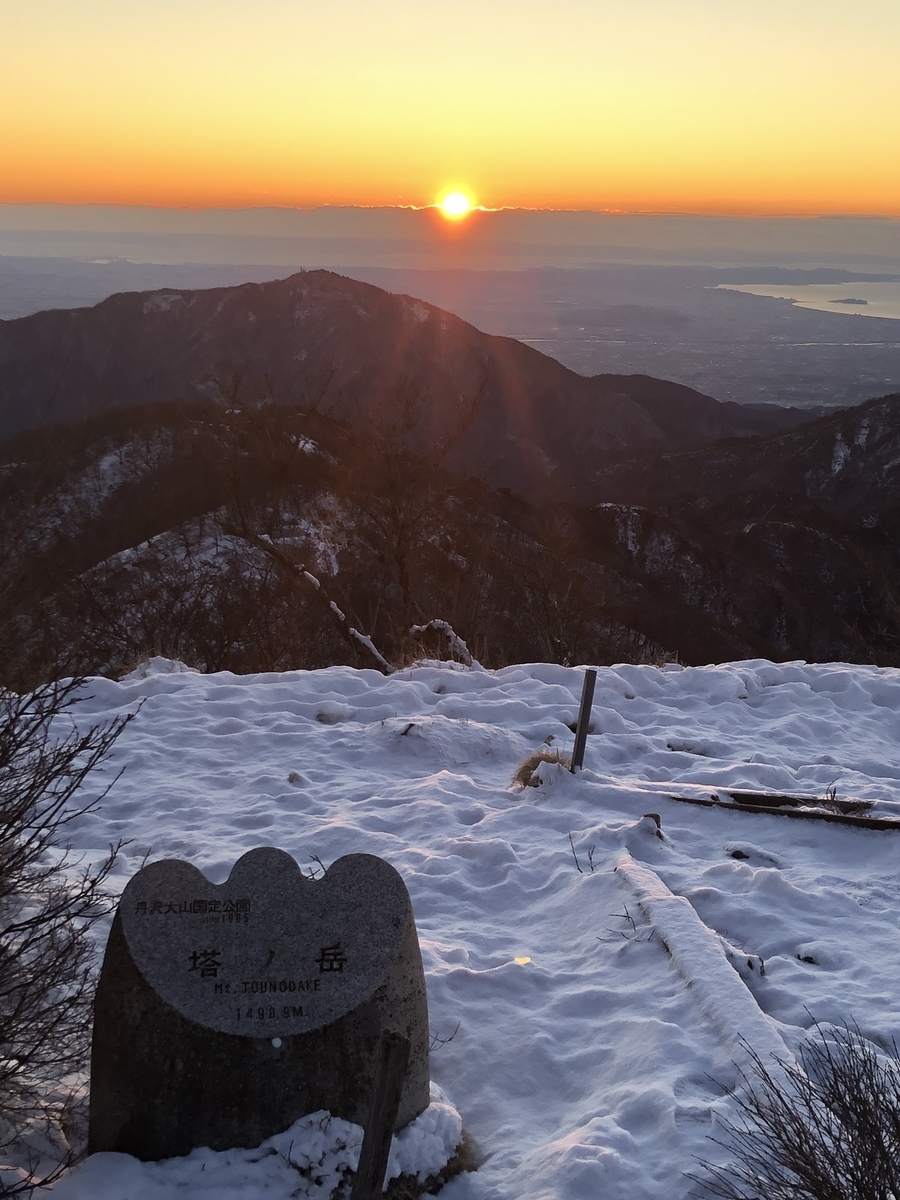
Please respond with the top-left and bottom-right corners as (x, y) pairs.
(717, 281), (900, 321)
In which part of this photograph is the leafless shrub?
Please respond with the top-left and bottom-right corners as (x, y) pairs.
(693, 1022), (900, 1200)
(0, 679), (130, 1194)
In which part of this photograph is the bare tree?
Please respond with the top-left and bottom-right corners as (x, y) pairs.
(0, 679), (130, 1194)
(343, 384), (481, 636)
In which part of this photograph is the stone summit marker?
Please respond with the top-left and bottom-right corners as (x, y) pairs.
(89, 848), (430, 1160)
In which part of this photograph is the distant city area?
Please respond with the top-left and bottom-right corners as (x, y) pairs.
(1, 254), (899, 412)
(350, 266), (900, 412)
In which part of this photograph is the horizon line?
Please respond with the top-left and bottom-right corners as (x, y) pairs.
(3, 200), (900, 222)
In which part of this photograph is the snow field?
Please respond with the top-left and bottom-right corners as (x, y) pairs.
(46, 657), (900, 1199)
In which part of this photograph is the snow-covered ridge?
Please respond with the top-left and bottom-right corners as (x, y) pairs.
(10, 430), (177, 556)
(25, 658), (900, 1199)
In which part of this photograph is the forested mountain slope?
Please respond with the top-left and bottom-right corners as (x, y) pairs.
(2, 392), (898, 686)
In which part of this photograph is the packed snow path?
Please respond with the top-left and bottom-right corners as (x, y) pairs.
(48, 658), (900, 1200)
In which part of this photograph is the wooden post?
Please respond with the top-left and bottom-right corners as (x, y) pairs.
(350, 1031), (411, 1200)
(570, 668), (597, 773)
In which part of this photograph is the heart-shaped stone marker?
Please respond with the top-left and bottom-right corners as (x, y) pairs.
(119, 847), (410, 1036)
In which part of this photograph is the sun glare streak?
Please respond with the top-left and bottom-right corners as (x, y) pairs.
(438, 191), (474, 220)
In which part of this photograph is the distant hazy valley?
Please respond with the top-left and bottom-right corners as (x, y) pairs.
(350, 265), (900, 412)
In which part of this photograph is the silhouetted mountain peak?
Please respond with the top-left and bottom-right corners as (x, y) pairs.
(0, 269), (809, 500)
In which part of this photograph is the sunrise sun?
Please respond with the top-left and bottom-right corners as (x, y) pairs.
(437, 191), (474, 220)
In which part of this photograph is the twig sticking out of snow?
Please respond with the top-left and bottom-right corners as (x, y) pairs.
(409, 619), (479, 668)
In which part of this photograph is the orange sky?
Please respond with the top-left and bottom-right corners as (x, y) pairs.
(2, 0), (900, 215)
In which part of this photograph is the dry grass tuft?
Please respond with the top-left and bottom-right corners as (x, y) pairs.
(511, 747), (572, 789)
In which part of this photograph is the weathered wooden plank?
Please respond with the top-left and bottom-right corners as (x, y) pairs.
(350, 1030), (411, 1200)
(570, 669), (597, 773)
(667, 793), (900, 831)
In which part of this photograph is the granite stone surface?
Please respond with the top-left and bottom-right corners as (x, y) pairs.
(89, 848), (430, 1159)
(119, 848), (410, 1036)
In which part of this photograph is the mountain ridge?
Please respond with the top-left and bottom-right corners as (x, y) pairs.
(4, 270), (897, 684)
(0, 269), (812, 499)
